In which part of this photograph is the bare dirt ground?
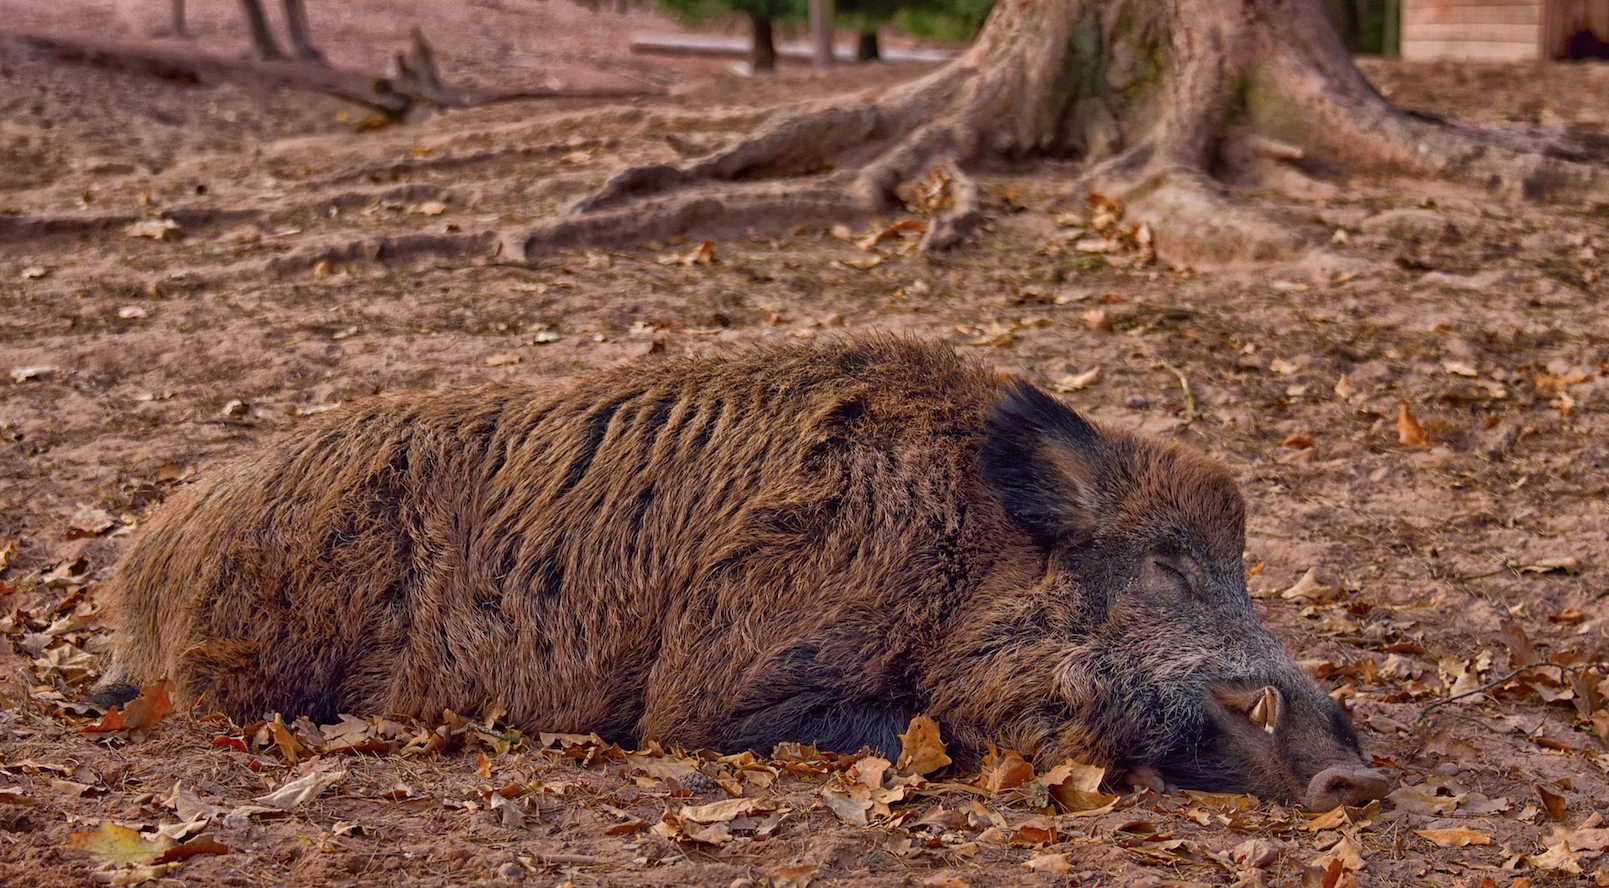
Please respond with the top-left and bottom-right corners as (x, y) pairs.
(2, 2), (1608, 885)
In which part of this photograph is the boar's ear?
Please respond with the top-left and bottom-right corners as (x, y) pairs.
(981, 379), (1109, 545)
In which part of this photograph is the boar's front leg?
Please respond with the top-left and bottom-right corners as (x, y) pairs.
(639, 634), (920, 757)
(725, 693), (914, 758)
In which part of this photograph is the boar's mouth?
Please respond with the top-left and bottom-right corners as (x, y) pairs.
(1148, 683), (1389, 810)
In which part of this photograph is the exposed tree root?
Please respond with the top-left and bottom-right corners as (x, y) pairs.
(510, 0), (1609, 266)
(266, 231), (500, 276)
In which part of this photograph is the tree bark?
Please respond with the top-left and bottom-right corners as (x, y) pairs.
(857, 30), (880, 62)
(239, 0), (284, 60)
(284, 0), (323, 62)
(750, 13), (777, 74)
(512, 0), (1609, 265)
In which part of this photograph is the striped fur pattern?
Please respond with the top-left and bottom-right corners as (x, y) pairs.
(94, 337), (1374, 804)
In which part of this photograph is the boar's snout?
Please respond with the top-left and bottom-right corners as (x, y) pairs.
(1305, 766), (1390, 811)
(1168, 680), (1390, 808)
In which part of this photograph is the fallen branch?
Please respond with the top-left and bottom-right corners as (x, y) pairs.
(1417, 661), (1605, 723)
(1159, 362), (1197, 426)
(20, 32), (662, 125)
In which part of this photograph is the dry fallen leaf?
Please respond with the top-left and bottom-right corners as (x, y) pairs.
(896, 716), (952, 776)
(1078, 308), (1113, 332)
(1537, 784), (1569, 821)
(488, 793), (525, 829)
(1415, 827), (1492, 848)
(982, 749), (1036, 793)
(254, 767), (345, 811)
(1545, 825), (1609, 852)
(267, 714), (307, 763)
(1386, 784), (1462, 816)
(83, 680), (174, 733)
(67, 505), (116, 538)
(821, 788), (871, 826)
(125, 218), (184, 241)
(70, 822), (168, 867)
(160, 784), (221, 823)
(68, 822), (227, 869)
(10, 365), (59, 384)
(659, 240), (716, 266)
(856, 219), (925, 252)
(1513, 556), (1579, 574)
(1232, 837), (1282, 868)
(415, 200), (447, 216)
(773, 864), (817, 888)
(1527, 839), (1582, 874)
(1397, 406), (1429, 447)
(1022, 852), (1074, 874)
(1052, 367), (1101, 392)
(1311, 835), (1366, 872)
(680, 798), (760, 824)
(848, 755), (891, 791)
(1281, 568), (1338, 603)
(1041, 760), (1118, 813)
(1334, 374), (1359, 400)
(838, 255), (882, 269)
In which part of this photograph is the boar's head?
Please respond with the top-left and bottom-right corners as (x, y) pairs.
(981, 381), (1388, 810)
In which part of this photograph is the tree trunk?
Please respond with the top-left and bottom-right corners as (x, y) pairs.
(238, 0), (283, 60)
(171, 0), (188, 38)
(513, 0), (1609, 264)
(1322, 0), (1364, 53)
(750, 13), (777, 74)
(284, 0), (323, 62)
(857, 30), (880, 62)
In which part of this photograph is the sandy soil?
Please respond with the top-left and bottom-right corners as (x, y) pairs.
(2, 3), (1607, 886)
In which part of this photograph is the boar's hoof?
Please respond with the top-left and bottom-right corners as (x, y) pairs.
(1304, 766), (1389, 810)
(1122, 765), (1169, 794)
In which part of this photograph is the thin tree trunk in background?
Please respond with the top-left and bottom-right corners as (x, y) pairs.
(810, 0), (834, 69)
(284, 0), (323, 61)
(239, 0), (283, 59)
(750, 12), (776, 73)
(857, 30), (880, 62)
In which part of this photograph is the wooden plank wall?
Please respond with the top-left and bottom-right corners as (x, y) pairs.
(1402, 0), (1609, 61)
(1401, 0), (1541, 61)
(1542, 0), (1609, 57)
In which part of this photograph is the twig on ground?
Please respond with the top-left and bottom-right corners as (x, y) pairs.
(1160, 362), (1196, 426)
(1417, 661), (1605, 722)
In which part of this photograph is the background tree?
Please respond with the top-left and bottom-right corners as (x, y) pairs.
(892, 0), (994, 43)
(841, 0), (996, 62)
(656, 0), (800, 72)
(1321, 0), (1396, 55)
(512, 0), (1609, 265)
(164, 0), (323, 61)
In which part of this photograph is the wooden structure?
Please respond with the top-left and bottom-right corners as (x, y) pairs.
(1401, 0), (1609, 61)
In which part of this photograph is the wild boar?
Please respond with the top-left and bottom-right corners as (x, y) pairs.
(90, 337), (1387, 810)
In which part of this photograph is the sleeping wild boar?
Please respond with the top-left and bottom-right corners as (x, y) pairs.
(90, 337), (1387, 810)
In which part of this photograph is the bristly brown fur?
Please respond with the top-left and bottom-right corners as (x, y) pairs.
(97, 336), (1374, 801)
